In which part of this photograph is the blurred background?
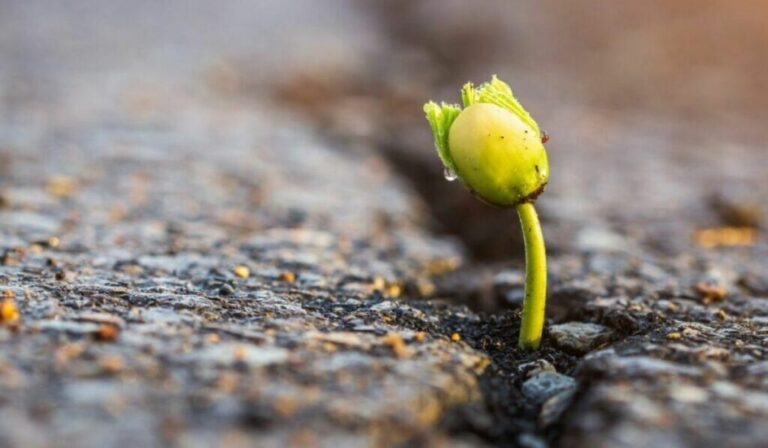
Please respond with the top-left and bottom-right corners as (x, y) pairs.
(2, 0), (766, 260)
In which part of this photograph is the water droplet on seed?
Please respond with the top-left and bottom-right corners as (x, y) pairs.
(443, 167), (458, 182)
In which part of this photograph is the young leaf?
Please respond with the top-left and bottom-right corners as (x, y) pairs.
(424, 101), (462, 172)
(461, 82), (476, 108)
(475, 75), (540, 136)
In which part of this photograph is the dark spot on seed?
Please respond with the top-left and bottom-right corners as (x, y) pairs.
(535, 165), (540, 174)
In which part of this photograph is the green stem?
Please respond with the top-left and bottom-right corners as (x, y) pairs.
(516, 202), (547, 350)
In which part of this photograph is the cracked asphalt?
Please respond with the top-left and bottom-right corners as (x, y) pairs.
(1, 2), (767, 447)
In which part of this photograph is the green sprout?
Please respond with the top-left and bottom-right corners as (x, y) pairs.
(424, 76), (549, 350)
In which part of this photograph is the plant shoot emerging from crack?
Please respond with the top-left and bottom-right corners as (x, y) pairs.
(424, 76), (549, 350)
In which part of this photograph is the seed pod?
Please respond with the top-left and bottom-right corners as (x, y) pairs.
(424, 76), (549, 207)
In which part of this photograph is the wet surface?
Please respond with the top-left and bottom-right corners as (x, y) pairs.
(1, 2), (768, 447)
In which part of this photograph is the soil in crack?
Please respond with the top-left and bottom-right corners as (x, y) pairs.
(393, 301), (582, 447)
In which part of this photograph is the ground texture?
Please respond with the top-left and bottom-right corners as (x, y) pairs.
(1, 2), (767, 447)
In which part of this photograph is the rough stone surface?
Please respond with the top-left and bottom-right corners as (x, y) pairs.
(2, 2), (768, 448)
(521, 373), (577, 405)
(548, 322), (614, 354)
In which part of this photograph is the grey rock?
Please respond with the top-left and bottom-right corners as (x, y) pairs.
(747, 361), (768, 376)
(583, 351), (703, 377)
(370, 300), (396, 312)
(522, 372), (577, 404)
(605, 356), (703, 377)
(550, 278), (609, 305)
(549, 322), (614, 354)
(517, 433), (548, 448)
(186, 343), (289, 367)
(744, 392), (768, 413)
(518, 359), (557, 378)
(540, 389), (576, 427)
(35, 320), (101, 335)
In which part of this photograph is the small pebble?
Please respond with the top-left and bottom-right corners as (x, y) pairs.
(46, 175), (78, 198)
(694, 282), (727, 303)
(373, 277), (386, 290)
(233, 265), (250, 279)
(385, 283), (402, 298)
(667, 332), (682, 341)
(549, 322), (614, 354)
(370, 301), (395, 312)
(694, 227), (757, 248)
(522, 372), (577, 404)
(519, 359), (557, 378)
(95, 324), (120, 342)
(99, 355), (124, 374)
(382, 332), (408, 358)
(0, 296), (20, 324)
(416, 278), (435, 297)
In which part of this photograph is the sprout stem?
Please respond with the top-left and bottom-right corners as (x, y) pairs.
(516, 202), (547, 350)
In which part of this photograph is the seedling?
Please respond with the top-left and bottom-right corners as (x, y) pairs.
(424, 76), (549, 350)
